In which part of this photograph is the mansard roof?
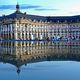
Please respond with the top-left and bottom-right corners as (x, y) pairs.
(0, 11), (47, 22)
(0, 10), (80, 23)
(47, 15), (80, 23)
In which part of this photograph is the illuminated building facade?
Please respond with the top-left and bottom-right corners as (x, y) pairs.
(0, 4), (80, 40)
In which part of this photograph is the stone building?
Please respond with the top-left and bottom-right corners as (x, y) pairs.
(0, 3), (80, 40)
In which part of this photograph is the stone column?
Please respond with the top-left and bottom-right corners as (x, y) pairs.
(14, 24), (18, 40)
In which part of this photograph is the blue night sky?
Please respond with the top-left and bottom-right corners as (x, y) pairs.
(0, 0), (80, 16)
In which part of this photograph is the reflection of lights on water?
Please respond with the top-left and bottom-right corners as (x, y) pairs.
(0, 41), (80, 56)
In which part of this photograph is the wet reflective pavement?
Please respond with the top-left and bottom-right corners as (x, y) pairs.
(0, 41), (80, 80)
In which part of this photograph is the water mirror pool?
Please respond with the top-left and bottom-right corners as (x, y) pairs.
(0, 41), (80, 80)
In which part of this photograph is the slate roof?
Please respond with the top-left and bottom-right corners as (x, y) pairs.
(0, 11), (46, 22)
(47, 15), (80, 23)
(0, 10), (80, 23)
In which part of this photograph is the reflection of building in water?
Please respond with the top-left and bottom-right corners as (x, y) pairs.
(0, 41), (80, 74)
(0, 3), (80, 40)
(0, 41), (80, 56)
(0, 41), (80, 55)
(0, 41), (80, 59)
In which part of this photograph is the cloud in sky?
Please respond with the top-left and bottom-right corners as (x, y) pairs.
(35, 8), (59, 11)
(21, 5), (40, 9)
(0, 4), (59, 12)
(0, 4), (41, 10)
(0, 5), (14, 10)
